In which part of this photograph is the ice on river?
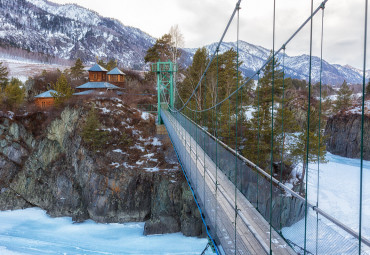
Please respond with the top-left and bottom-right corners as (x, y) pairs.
(0, 208), (209, 255)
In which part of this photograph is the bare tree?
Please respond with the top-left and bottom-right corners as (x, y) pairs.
(169, 24), (185, 66)
(169, 25), (185, 105)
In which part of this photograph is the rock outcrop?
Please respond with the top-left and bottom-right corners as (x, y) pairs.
(0, 99), (204, 237)
(325, 113), (370, 160)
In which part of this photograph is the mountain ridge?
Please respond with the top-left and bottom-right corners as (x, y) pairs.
(0, 0), (368, 85)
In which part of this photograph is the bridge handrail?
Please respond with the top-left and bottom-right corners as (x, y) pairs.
(168, 109), (370, 247)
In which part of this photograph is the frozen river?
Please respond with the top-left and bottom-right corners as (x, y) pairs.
(0, 208), (209, 255)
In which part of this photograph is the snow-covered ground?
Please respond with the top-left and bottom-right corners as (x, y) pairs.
(0, 208), (209, 255)
(283, 152), (370, 254)
(0, 58), (69, 82)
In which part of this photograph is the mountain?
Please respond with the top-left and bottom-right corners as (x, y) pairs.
(184, 41), (369, 85)
(0, 0), (367, 85)
(0, 0), (155, 69)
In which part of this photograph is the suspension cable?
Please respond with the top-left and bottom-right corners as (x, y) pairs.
(316, 4), (325, 254)
(215, 49), (219, 244)
(269, 0), (277, 253)
(256, 71), (261, 211)
(174, 0), (242, 113)
(304, 0), (314, 254)
(174, 0), (329, 114)
(359, 0), (368, 253)
(279, 46), (286, 233)
(234, 5), (241, 254)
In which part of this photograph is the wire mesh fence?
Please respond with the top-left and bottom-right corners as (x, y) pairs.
(163, 109), (370, 255)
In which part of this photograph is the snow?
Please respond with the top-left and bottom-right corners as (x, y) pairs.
(112, 149), (125, 154)
(0, 208), (208, 254)
(100, 107), (111, 114)
(282, 153), (370, 253)
(151, 137), (162, 146)
(110, 162), (120, 168)
(144, 166), (160, 172)
(141, 111), (150, 120)
(347, 100), (370, 115)
(244, 106), (256, 120)
(132, 144), (145, 152)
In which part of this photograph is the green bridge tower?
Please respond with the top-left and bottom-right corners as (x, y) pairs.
(151, 61), (177, 124)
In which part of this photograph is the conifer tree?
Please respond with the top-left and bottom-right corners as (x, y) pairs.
(70, 58), (85, 80)
(290, 105), (326, 193)
(52, 74), (74, 106)
(3, 78), (24, 109)
(0, 62), (9, 90)
(217, 49), (244, 144)
(82, 106), (109, 151)
(98, 59), (116, 71)
(334, 80), (353, 112)
(144, 34), (172, 63)
(243, 54), (284, 169)
(178, 47), (209, 111)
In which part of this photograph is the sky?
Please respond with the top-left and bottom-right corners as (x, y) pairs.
(48, 0), (369, 69)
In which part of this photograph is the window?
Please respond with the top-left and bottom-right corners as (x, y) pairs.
(94, 74), (97, 80)
(42, 101), (46, 108)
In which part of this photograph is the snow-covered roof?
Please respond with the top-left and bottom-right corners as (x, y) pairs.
(107, 67), (125, 75)
(73, 90), (95, 96)
(34, 90), (57, 98)
(76, 82), (120, 90)
(88, 63), (108, 72)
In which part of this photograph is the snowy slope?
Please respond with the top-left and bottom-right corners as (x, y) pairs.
(0, 0), (155, 69)
(282, 153), (370, 254)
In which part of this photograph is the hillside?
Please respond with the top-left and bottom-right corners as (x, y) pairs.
(0, 97), (203, 236)
(0, 0), (154, 69)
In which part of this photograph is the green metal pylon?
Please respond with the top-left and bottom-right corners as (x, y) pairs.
(151, 61), (177, 124)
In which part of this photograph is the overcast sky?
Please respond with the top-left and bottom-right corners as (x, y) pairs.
(48, 0), (369, 69)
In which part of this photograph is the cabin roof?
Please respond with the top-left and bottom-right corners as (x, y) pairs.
(73, 90), (95, 96)
(107, 67), (125, 75)
(88, 63), (108, 72)
(76, 82), (120, 90)
(34, 90), (57, 98)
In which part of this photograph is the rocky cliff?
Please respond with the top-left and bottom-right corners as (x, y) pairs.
(325, 111), (370, 160)
(0, 98), (204, 236)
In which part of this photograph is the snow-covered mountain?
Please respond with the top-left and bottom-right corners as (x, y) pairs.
(0, 0), (367, 85)
(184, 41), (369, 85)
(0, 0), (155, 69)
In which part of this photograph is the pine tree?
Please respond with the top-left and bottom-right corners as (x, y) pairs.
(3, 78), (24, 109)
(97, 59), (116, 71)
(0, 62), (9, 90)
(81, 106), (109, 151)
(144, 34), (172, 63)
(334, 80), (353, 112)
(52, 74), (74, 106)
(242, 54), (284, 170)
(290, 105), (326, 193)
(70, 58), (85, 80)
(178, 47), (209, 111)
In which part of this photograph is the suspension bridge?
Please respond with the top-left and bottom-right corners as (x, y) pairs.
(150, 0), (370, 254)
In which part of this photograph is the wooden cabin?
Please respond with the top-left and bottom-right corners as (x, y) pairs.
(88, 64), (108, 82)
(107, 67), (125, 87)
(34, 90), (56, 108)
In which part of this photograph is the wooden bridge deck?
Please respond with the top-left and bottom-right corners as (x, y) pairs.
(164, 111), (297, 255)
